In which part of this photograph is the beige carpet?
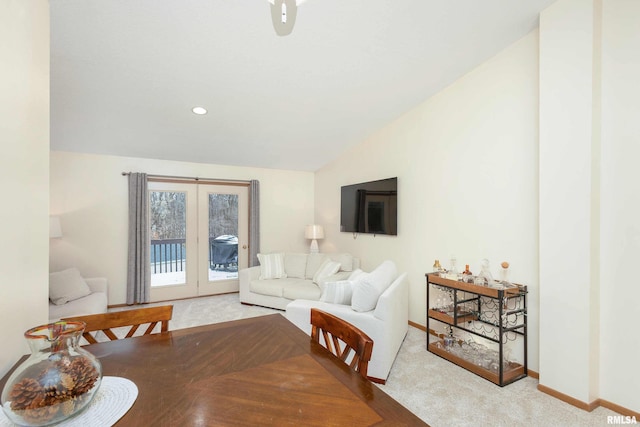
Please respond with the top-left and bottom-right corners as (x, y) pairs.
(130, 294), (617, 427)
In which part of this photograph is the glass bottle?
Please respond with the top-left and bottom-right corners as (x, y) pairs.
(443, 326), (455, 349)
(462, 264), (472, 275)
(1, 321), (102, 426)
(432, 259), (442, 273)
(500, 261), (510, 283)
(448, 255), (458, 275)
(479, 258), (494, 284)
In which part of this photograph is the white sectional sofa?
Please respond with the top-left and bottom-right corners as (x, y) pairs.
(239, 252), (360, 310)
(286, 261), (408, 384)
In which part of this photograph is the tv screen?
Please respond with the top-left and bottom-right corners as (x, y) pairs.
(340, 177), (397, 235)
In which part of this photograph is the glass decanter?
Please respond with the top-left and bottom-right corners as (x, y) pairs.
(1, 321), (102, 426)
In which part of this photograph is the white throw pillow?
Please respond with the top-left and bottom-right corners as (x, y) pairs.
(351, 260), (397, 312)
(284, 253), (308, 279)
(312, 259), (341, 284)
(257, 253), (287, 279)
(49, 267), (92, 306)
(348, 268), (366, 280)
(320, 280), (354, 305)
(316, 271), (352, 288)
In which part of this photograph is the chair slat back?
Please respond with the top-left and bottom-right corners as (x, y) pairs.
(62, 305), (173, 345)
(310, 309), (374, 380)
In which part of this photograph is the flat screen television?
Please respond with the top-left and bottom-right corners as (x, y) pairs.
(340, 177), (397, 235)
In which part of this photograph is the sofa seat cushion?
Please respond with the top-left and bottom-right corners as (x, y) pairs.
(49, 291), (108, 321)
(250, 277), (321, 301)
(282, 280), (321, 300)
(250, 278), (288, 297)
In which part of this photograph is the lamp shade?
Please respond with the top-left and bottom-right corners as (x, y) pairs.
(305, 225), (324, 240)
(49, 216), (63, 238)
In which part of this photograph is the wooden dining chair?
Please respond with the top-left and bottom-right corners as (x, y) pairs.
(62, 305), (173, 345)
(310, 308), (374, 380)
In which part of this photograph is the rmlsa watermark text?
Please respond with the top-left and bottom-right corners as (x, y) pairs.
(607, 416), (637, 425)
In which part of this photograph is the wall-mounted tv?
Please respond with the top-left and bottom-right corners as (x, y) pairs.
(340, 177), (397, 235)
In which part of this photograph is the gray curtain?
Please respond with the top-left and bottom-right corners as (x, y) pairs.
(249, 180), (260, 267)
(127, 173), (150, 304)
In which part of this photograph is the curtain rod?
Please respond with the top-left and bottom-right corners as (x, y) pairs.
(121, 172), (251, 185)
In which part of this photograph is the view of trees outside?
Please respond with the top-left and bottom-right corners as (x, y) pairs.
(149, 191), (238, 241)
(149, 190), (239, 278)
(208, 194), (238, 238)
(150, 191), (186, 240)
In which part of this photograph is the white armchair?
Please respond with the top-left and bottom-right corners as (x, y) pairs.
(49, 276), (108, 321)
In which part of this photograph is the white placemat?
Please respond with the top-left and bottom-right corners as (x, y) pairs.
(1, 376), (138, 427)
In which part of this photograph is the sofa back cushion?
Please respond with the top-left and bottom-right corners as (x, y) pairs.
(305, 253), (356, 279)
(305, 254), (328, 279)
(284, 253), (308, 279)
(327, 253), (354, 272)
(351, 260), (397, 312)
(257, 253), (287, 279)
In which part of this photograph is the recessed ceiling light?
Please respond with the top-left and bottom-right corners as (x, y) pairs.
(192, 107), (207, 115)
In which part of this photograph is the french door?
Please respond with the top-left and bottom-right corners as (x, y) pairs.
(148, 181), (248, 302)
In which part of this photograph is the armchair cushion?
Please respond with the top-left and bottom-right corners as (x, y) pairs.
(49, 267), (92, 305)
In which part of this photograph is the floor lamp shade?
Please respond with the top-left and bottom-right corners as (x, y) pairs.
(305, 225), (324, 254)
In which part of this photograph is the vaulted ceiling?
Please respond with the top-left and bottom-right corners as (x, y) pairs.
(50, 0), (556, 171)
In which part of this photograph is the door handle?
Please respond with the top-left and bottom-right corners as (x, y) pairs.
(242, 245), (247, 249)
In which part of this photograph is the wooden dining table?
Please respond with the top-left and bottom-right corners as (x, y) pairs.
(2, 314), (427, 426)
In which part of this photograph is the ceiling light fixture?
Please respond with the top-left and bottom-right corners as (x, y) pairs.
(192, 106), (207, 115)
(268, 0), (307, 36)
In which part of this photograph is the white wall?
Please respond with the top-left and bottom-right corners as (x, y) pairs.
(50, 151), (315, 305)
(539, 0), (640, 413)
(0, 0), (50, 377)
(315, 32), (540, 369)
(599, 0), (640, 412)
(539, 0), (599, 404)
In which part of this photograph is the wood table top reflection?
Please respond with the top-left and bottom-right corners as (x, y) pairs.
(77, 314), (426, 426)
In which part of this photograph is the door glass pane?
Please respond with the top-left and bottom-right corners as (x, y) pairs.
(150, 191), (187, 287)
(208, 193), (239, 281)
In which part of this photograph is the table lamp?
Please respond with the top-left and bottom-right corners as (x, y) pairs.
(305, 225), (324, 254)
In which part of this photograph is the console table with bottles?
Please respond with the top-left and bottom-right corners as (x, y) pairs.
(426, 273), (528, 386)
